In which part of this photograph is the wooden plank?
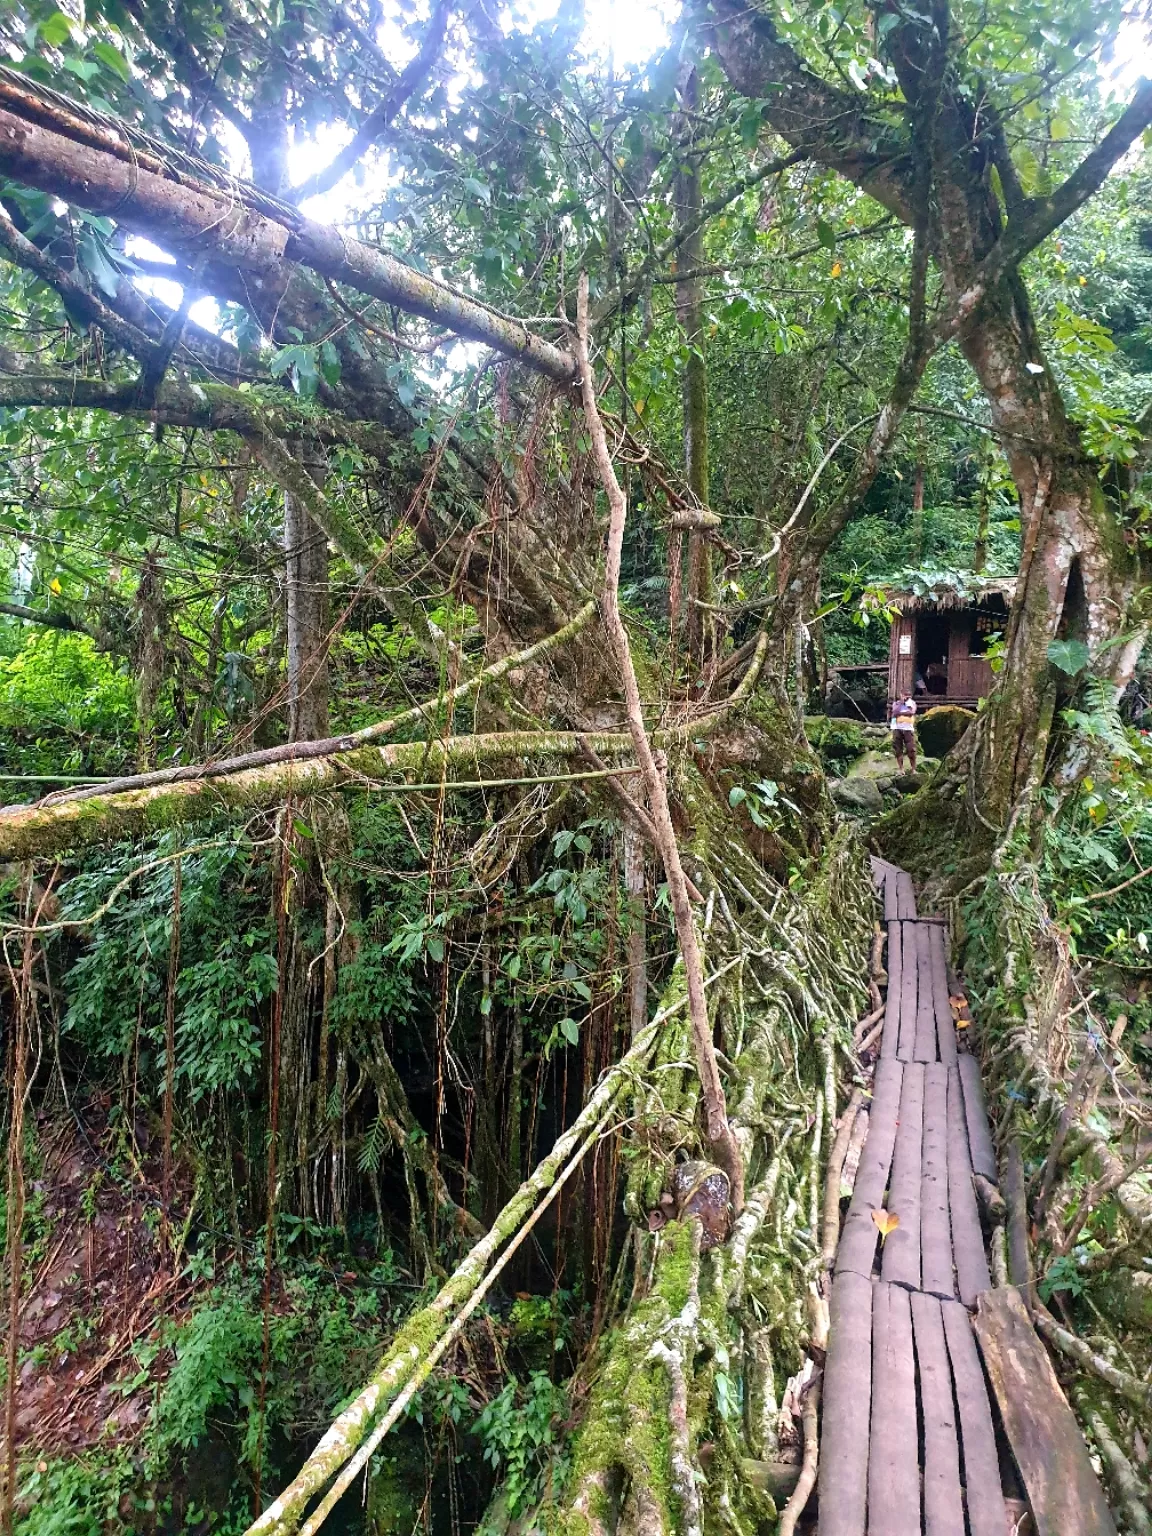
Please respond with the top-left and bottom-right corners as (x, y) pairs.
(891, 614), (916, 701)
(871, 855), (898, 893)
(896, 869), (917, 920)
(957, 1052), (997, 1181)
(941, 1300), (1009, 1536)
(974, 1286), (1118, 1536)
(880, 921), (901, 1062)
(897, 922), (919, 1061)
(868, 1282), (921, 1535)
(837, 1058), (904, 1280)
(819, 1270), (873, 1536)
(881, 1061), (924, 1290)
(884, 868), (899, 923)
(947, 1066), (991, 1307)
(913, 923), (938, 1062)
(928, 923), (958, 1069)
(920, 1063), (955, 1300)
(910, 1292), (965, 1536)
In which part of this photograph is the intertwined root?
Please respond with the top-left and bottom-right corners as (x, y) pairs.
(559, 826), (871, 1536)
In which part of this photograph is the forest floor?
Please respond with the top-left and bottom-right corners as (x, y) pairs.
(10, 1101), (200, 1460)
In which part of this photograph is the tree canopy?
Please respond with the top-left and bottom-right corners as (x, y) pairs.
(0, 0), (1151, 1532)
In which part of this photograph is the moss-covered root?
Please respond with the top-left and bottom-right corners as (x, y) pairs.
(561, 1221), (704, 1536)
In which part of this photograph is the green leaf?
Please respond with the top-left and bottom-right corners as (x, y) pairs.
(738, 106), (762, 149)
(425, 935), (445, 963)
(63, 57), (101, 81)
(560, 1016), (579, 1046)
(728, 785), (747, 807)
(1047, 639), (1090, 676)
(816, 219), (836, 249)
(92, 41), (131, 80)
(39, 10), (75, 45)
(319, 338), (342, 388)
(75, 232), (121, 297)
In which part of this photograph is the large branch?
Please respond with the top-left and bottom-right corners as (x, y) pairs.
(0, 600), (101, 641)
(0, 371), (392, 453)
(998, 80), (1152, 271)
(702, 0), (915, 222)
(0, 650), (766, 862)
(0, 202), (159, 362)
(941, 78), (1152, 336)
(0, 210), (248, 384)
(292, 0), (453, 202)
(0, 102), (578, 383)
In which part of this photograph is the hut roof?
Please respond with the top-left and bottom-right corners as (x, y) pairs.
(883, 571), (1016, 613)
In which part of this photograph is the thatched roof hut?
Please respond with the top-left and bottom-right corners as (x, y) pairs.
(884, 573), (1015, 707)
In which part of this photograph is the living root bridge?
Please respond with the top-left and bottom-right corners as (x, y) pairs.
(0, 634), (768, 861)
(246, 813), (872, 1536)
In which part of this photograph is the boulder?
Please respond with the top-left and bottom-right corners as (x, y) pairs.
(845, 748), (902, 781)
(918, 704), (976, 760)
(831, 776), (884, 813)
(1098, 1269), (1152, 1332)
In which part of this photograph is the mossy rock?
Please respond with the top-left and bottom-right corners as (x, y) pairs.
(844, 748), (900, 782)
(917, 705), (976, 761)
(1097, 1269), (1152, 1333)
(805, 715), (865, 774)
(831, 776), (884, 813)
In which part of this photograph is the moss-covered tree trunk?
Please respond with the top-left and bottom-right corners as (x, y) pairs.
(284, 482), (331, 745)
(953, 282), (1148, 817)
(674, 63), (715, 672)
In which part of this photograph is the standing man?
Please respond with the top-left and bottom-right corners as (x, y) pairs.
(890, 693), (918, 773)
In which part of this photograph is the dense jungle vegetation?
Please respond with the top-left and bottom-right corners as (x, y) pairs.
(0, 0), (1149, 1529)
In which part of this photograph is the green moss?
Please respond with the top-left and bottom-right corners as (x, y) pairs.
(805, 715), (865, 773)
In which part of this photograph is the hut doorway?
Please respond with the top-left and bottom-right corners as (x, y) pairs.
(915, 611), (951, 698)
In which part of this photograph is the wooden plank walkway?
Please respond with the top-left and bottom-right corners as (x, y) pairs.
(818, 859), (1114, 1534)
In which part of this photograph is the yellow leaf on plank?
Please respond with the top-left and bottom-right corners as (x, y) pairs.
(871, 1209), (900, 1242)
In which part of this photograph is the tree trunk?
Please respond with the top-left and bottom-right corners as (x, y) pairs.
(911, 460), (925, 564)
(675, 65), (715, 670)
(954, 282), (1147, 816)
(134, 550), (166, 771)
(284, 484), (330, 744)
(624, 826), (647, 1041)
(506, 1012), (523, 1199)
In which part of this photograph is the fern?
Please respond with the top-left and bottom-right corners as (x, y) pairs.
(358, 1111), (393, 1173)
